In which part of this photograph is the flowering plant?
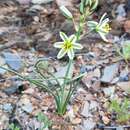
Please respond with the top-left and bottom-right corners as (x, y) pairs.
(0, 0), (111, 116)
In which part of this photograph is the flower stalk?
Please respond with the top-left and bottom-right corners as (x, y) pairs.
(0, 0), (112, 117)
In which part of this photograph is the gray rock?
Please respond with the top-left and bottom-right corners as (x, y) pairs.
(2, 103), (13, 113)
(89, 101), (98, 110)
(32, 0), (53, 4)
(101, 64), (119, 83)
(22, 102), (33, 113)
(0, 56), (7, 74)
(3, 81), (23, 95)
(0, 111), (9, 129)
(116, 4), (126, 18)
(103, 86), (115, 97)
(2, 52), (23, 71)
(19, 98), (33, 114)
(0, 65), (7, 74)
(119, 68), (129, 81)
(116, 126), (124, 130)
(0, 104), (3, 109)
(0, 56), (5, 65)
(81, 101), (91, 118)
(83, 119), (96, 130)
(16, 0), (31, 4)
(117, 81), (130, 94)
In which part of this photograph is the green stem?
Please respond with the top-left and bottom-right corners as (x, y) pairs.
(57, 59), (73, 115)
(63, 59), (73, 87)
(76, 15), (85, 40)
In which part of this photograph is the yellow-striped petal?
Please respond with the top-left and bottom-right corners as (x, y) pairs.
(69, 34), (77, 43)
(57, 48), (67, 59)
(98, 31), (108, 42)
(54, 42), (64, 48)
(87, 21), (98, 30)
(68, 48), (74, 59)
(73, 43), (83, 49)
(60, 32), (68, 41)
(88, 21), (98, 26)
(99, 13), (107, 25)
(100, 18), (109, 27)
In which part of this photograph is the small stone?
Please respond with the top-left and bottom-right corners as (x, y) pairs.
(117, 82), (130, 94)
(56, 0), (72, 7)
(22, 102), (33, 113)
(82, 72), (95, 88)
(102, 116), (110, 125)
(3, 81), (23, 95)
(83, 119), (96, 130)
(119, 68), (129, 81)
(89, 101), (98, 111)
(111, 77), (119, 84)
(75, 126), (83, 130)
(71, 118), (82, 125)
(101, 64), (119, 83)
(0, 56), (7, 74)
(0, 56), (5, 65)
(66, 106), (75, 121)
(2, 52), (23, 71)
(103, 86), (115, 97)
(23, 88), (35, 95)
(0, 110), (9, 129)
(124, 20), (130, 33)
(93, 68), (101, 78)
(19, 97), (33, 113)
(81, 101), (90, 118)
(116, 4), (126, 19)
(32, 0), (53, 4)
(2, 103), (13, 113)
(0, 66), (7, 74)
(16, 0), (31, 4)
(0, 91), (8, 98)
(33, 16), (39, 22)
(116, 126), (124, 130)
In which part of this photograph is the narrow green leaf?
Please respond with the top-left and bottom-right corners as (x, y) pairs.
(60, 6), (73, 19)
(80, 0), (85, 14)
(91, 0), (98, 10)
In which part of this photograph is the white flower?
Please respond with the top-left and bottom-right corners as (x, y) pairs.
(87, 13), (111, 42)
(54, 32), (83, 59)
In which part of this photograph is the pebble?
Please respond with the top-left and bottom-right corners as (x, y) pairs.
(117, 81), (130, 94)
(119, 69), (129, 81)
(32, 0), (53, 4)
(19, 96), (33, 114)
(116, 4), (126, 19)
(103, 86), (115, 97)
(2, 103), (14, 113)
(83, 119), (96, 130)
(81, 101), (91, 118)
(3, 81), (23, 95)
(2, 52), (23, 71)
(101, 64), (119, 83)
(0, 110), (9, 129)
(0, 56), (7, 74)
(0, 56), (5, 65)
